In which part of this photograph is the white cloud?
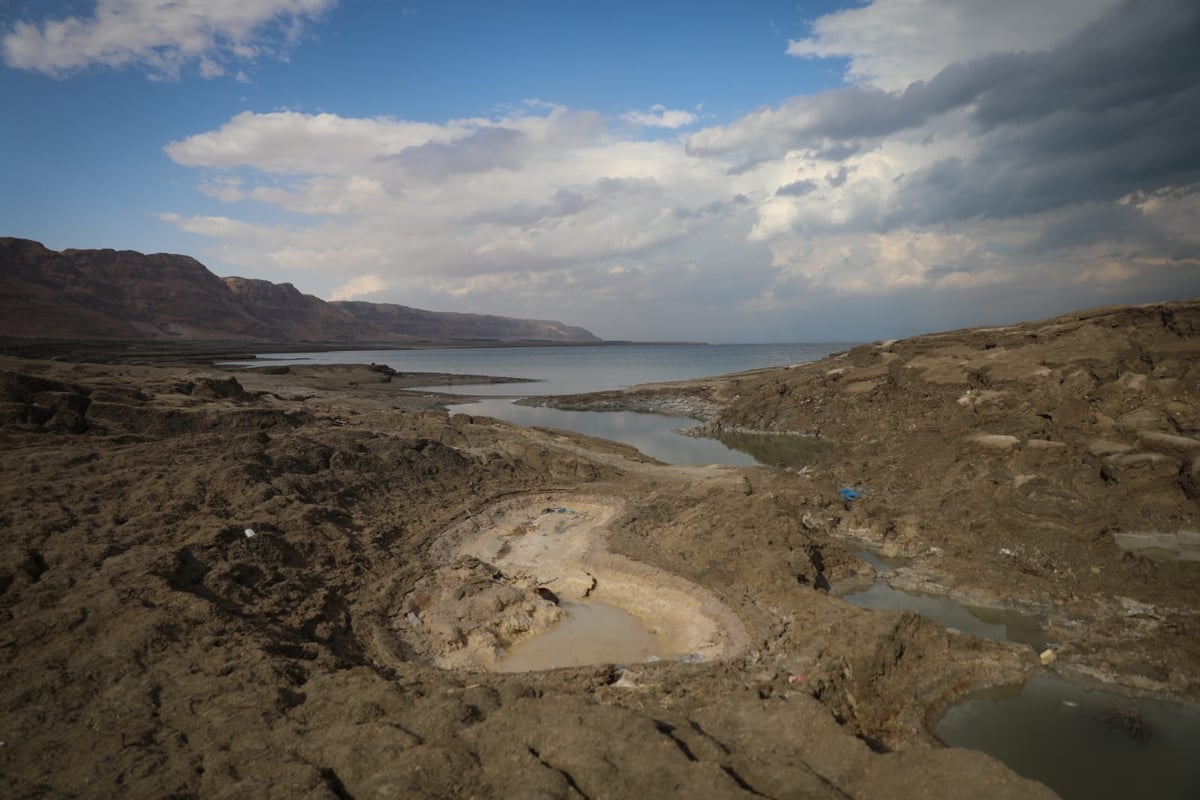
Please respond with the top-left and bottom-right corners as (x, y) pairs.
(160, 97), (1199, 339)
(763, 227), (1003, 294)
(621, 104), (698, 129)
(2, 0), (335, 79)
(156, 1), (1199, 340)
(787, 0), (1118, 91)
(332, 273), (389, 301)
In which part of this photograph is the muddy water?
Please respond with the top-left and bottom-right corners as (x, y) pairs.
(444, 495), (748, 673)
(937, 676), (1200, 800)
(494, 601), (665, 672)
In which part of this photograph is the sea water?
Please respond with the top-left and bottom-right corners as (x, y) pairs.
(231, 342), (853, 397)
(232, 343), (851, 465)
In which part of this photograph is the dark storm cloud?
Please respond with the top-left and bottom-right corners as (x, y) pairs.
(686, 50), (1016, 161)
(1016, 188), (1200, 260)
(691, 0), (1200, 229)
(887, 0), (1200, 226)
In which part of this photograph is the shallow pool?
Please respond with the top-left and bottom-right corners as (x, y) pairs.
(937, 676), (1200, 800)
(494, 601), (665, 672)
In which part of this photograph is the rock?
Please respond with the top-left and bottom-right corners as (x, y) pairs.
(970, 434), (1021, 450)
(1138, 431), (1200, 456)
(1116, 596), (1163, 620)
(1106, 452), (1169, 466)
(1116, 408), (1167, 430)
(1088, 439), (1134, 457)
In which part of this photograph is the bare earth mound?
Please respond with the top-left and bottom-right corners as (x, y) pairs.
(3, 300), (1196, 798)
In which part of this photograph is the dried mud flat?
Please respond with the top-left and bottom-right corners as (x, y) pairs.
(1, 300), (1197, 799)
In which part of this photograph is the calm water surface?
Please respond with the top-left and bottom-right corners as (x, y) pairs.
(494, 601), (664, 672)
(938, 676), (1200, 800)
(233, 343), (850, 465)
(842, 581), (1046, 647)
(451, 398), (761, 466)
(233, 343), (852, 396)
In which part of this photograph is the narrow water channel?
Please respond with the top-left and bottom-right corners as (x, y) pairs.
(843, 550), (1046, 647)
(842, 582), (1047, 647)
(451, 398), (761, 466)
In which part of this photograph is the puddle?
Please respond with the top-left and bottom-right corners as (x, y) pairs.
(854, 548), (911, 572)
(710, 429), (832, 468)
(494, 601), (666, 672)
(937, 676), (1200, 800)
(842, 581), (1046, 647)
(1113, 531), (1200, 565)
(437, 494), (749, 672)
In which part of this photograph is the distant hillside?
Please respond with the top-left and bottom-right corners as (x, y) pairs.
(333, 301), (597, 343)
(0, 238), (600, 344)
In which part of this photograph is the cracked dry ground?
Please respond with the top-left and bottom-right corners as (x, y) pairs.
(0, 359), (1057, 799)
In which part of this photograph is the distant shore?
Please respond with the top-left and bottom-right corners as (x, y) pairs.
(0, 336), (709, 366)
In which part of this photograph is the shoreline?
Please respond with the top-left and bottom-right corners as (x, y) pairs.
(2, 299), (1197, 798)
(0, 336), (720, 367)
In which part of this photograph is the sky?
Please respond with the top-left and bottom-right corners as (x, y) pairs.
(2, 0), (1198, 343)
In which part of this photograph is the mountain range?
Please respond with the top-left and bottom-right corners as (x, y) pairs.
(0, 238), (599, 344)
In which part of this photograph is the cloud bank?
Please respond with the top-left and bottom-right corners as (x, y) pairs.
(156, 0), (1198, 340)
(621, 104), (698, 129)
(2, 0), (335, 78)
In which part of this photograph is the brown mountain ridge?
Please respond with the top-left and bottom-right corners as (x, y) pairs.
(0, 238), (599, 344)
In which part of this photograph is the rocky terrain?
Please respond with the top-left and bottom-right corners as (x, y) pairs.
(545, 300), (1200, 695)
(0, 238), (599, 344)
(0, 300), (1196, 798)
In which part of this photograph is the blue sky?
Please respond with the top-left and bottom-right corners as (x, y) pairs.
(2, 0), (1198, 342)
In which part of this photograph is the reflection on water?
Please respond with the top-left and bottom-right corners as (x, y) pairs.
(938, 676), (1200, 800)
(452, 399), (761, 466)
(494, 601), (664, 672)
(842, 581), (1046, 647)
(712, 429), (832, 469)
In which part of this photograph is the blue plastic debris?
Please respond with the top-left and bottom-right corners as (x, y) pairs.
(839, 487), (862, 501)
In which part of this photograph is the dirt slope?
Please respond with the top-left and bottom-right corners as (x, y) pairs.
(6, 300), (1198, 798)
(0, 355), (1064, 799)
(547, 300), (1200, 697)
